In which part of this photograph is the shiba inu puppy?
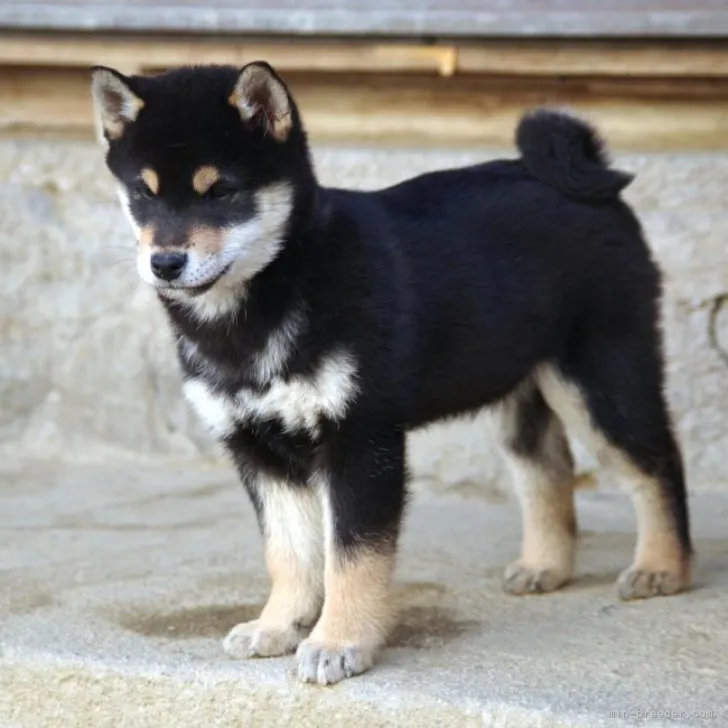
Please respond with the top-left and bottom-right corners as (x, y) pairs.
(91, 62), (691, 685)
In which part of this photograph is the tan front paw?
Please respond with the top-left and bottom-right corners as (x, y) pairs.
(296, 638), (375, 685)
(503, 560), (572, 595)
(223, 619), (308, 659)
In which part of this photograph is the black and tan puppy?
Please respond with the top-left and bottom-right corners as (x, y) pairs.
(90, 62), (691, 685)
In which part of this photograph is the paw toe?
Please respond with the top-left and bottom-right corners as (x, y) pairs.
(222, 620), (258, 658)
(223, 620), (304, 659)
(296, 640), (373, 685)
(617, 566), (688, 600)
(503, 562), (570, 595)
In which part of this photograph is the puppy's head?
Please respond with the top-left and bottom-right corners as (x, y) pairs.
(91, 62), (310, 317)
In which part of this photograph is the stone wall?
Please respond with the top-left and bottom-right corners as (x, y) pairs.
(1, 138), (726, 491)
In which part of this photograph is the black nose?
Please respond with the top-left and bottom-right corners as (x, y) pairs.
(150, 251), (187, 281)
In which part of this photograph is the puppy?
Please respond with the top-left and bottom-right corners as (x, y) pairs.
(90, 62), (691, 685)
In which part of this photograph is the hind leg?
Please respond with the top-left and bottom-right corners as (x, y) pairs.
(537, 353), (692, 600)
(494, 382), (577, 595)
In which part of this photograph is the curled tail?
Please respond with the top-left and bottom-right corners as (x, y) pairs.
(516, 108), (634, 201)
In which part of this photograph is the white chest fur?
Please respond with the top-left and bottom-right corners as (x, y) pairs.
(183, 350), (359, 439)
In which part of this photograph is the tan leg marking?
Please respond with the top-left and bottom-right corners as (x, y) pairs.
(296, 546), (396, 685)
(313, 549), (396, 645)
(535, 364), (690, 600)
(505, 461), (577, 595)
(616, 471), (691, 600)
(501, 412), (577, 595)
(223, 484), (324, 659)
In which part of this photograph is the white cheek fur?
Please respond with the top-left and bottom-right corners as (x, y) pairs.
(117, 185), (141, 238)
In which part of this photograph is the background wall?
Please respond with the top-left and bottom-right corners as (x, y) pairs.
(1, 138), (726, 493)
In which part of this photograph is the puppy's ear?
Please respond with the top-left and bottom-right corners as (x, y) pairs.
(229, 62), (293, 142)
(90, 66), (144, 145)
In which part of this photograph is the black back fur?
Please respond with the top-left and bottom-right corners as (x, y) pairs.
(95, 63), (690, 563)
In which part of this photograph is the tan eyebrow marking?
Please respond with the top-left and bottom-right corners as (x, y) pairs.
(140, 167), (159, 195)
(192, 165), (221, 195)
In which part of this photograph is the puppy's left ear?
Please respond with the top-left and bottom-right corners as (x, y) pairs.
(90, 66), (144, 145)
(229, 62), (293, 142)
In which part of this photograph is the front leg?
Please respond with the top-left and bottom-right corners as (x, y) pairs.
(296, 427), (407, 685)
(224, 478), (324, 659)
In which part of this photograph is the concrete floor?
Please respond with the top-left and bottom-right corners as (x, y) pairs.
(1, 458), (726, 727)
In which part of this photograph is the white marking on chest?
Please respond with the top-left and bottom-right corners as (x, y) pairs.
(183, 350), (359, 439)
(183, 378), (236, 438)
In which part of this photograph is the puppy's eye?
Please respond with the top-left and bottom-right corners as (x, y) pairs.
(206, 182), (239, 201)
(130, 183), (154, 201)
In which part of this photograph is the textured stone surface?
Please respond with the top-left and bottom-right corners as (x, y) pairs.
(1, 139), (727, 493)
(0, 461), (726, 727)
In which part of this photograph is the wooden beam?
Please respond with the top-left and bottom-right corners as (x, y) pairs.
(0, 32), (458, 77)
(458, 40), (728, 78)
(4, 33), (728, 80)
(3, 66), (728, 151)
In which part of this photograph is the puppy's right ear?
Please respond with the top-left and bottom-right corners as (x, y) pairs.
(90, 66), (144, 146)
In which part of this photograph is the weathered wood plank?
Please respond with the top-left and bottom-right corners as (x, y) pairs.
(3, 66), (728, 151)
(1, 0), (727, 38)
(0, 33), (458, 76)
(4, 33), (728, 80)
(459, 40), (728, 78)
